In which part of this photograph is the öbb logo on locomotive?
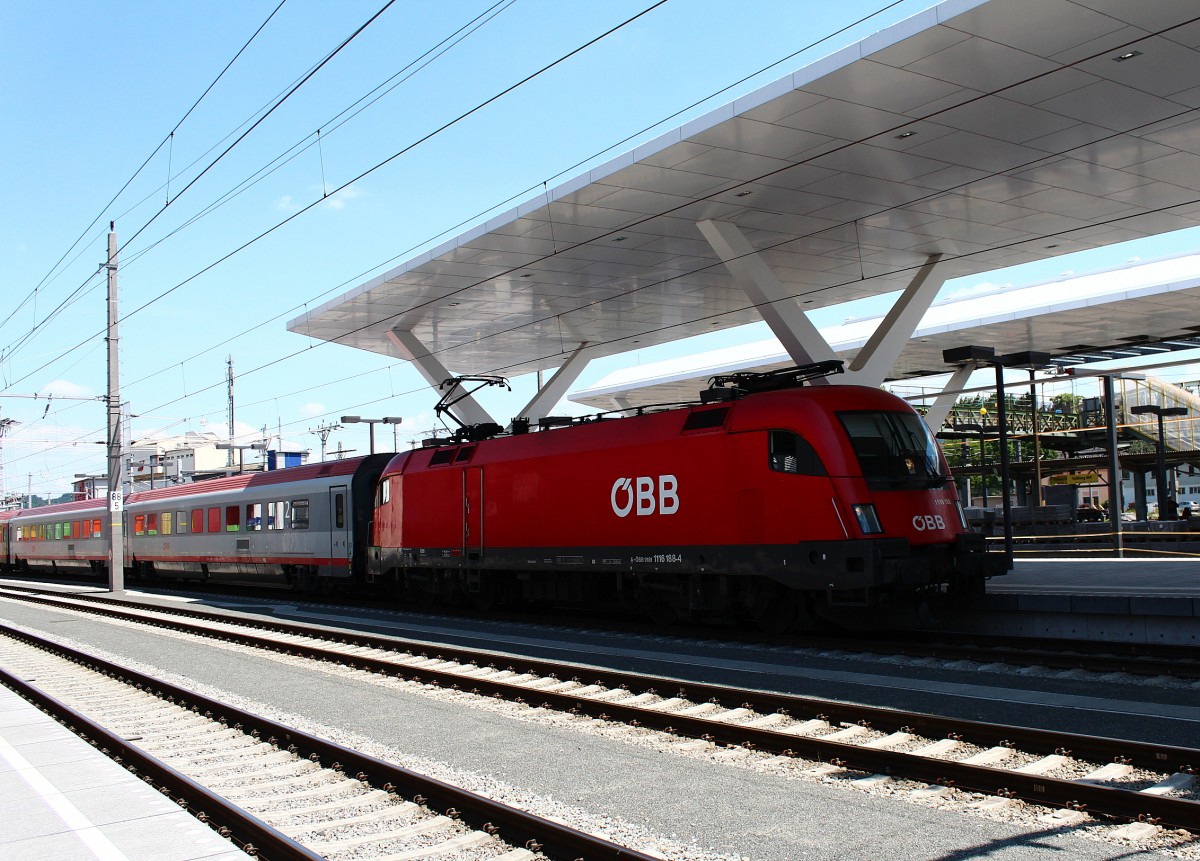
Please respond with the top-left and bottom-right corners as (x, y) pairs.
(610, 475), (679, 518)
(912, 514), (946, 531)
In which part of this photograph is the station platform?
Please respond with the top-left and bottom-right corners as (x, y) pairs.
(0, 684), (244, 861)
(992, 558), (1200, 606)
(955, 558), (1200, 643)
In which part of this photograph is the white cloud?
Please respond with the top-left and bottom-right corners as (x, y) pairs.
(300, 402), (325, 417)
(312, 184), (365, 212)
(274, 194), (299, 212)
(38, 379), (94, 399)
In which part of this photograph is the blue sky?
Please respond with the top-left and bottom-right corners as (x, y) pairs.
(3, 0), (1199, 498)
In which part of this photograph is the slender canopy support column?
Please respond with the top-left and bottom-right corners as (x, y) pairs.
(696, 220), (839, 373)
(518, 342), (592, 422)
(387, 328), (496, 427)
(847, 254), (949, 386)
(920, 363), (975, 434)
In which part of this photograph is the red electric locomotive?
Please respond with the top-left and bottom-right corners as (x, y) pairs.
(368, 364), (1006, 629)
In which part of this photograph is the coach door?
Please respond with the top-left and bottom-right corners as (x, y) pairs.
(463, 467), (483, 558)
(329, 485), (349, 562)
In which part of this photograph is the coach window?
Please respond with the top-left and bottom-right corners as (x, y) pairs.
(176, 511), (186, 534)
(334, 494), (345, 529)
(93, 519), (102, 536)
(225, 505), (240, 532)
(82, 520), (91, 539)
(161, 513), (172, 536)
(72, 521), (81, 539)
(208, 507), (221, 534)
(134, 515), (146, 536)
(147, 513), (158, 535)
(246, 503), (262, 531)
(289, 499), (310, 530)
(267, 501), (282, 529)
(768, 430), (826, 476)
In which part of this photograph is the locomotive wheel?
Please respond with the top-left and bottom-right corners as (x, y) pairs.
(754, 593), (797, 634)
(643, 598), (679, 627)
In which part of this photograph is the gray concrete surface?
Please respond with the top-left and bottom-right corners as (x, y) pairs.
(0, 598), (1187, 860)
(0, 683), (246, 861)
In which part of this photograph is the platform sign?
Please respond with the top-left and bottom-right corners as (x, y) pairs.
(109, 491), (123, 512)
(1048, 473), (1100, 485)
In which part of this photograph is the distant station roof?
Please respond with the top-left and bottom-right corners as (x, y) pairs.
(570, 252), (1200, 409)
(289, 0), (1200, 382)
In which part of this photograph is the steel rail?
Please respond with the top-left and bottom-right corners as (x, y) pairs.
(4, 587), (1199, 830)
(783, 631), (1200, 679)
(0, 665), (324, 861)
(0, 622), (663, 861)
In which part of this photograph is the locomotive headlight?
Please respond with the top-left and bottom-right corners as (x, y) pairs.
(852, 503), (883, 534)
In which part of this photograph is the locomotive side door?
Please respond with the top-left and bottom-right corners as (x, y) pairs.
(463, 467), (483, 557)
(329, 485), (349, 563)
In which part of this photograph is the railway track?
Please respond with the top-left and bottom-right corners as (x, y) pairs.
(782, 630), (1200, 680)
(1, 583), (1197, 837)
(0, 622), (664, 861)
(14, 574), (1198, 681)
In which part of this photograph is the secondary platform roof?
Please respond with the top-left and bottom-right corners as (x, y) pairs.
(288, 0), (1200, 380)
(569, 252), (1200, 410)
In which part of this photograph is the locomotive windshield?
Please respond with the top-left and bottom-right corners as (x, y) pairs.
(838, 411), (947, 489)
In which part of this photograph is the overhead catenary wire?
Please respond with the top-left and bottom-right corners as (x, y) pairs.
(0, 0), (290, 342)
(20, 8), (1200, 486)
(1, 0), (391, 367)
(2, 0), (515, 378)
(1, 0), (672, 399)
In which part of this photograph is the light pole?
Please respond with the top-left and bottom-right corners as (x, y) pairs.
(954, 421), (986, 506)
(215, 442), (267, 473)
(1130, 404), (1187, 520)
(341, 416), (402, 454)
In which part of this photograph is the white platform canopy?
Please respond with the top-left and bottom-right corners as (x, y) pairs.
(569, 252), (1200, 410)
(288, 0), (1200, 422)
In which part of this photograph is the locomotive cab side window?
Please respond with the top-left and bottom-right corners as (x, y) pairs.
(839, 411), (946, 490)
(768, 431), (825, 476)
